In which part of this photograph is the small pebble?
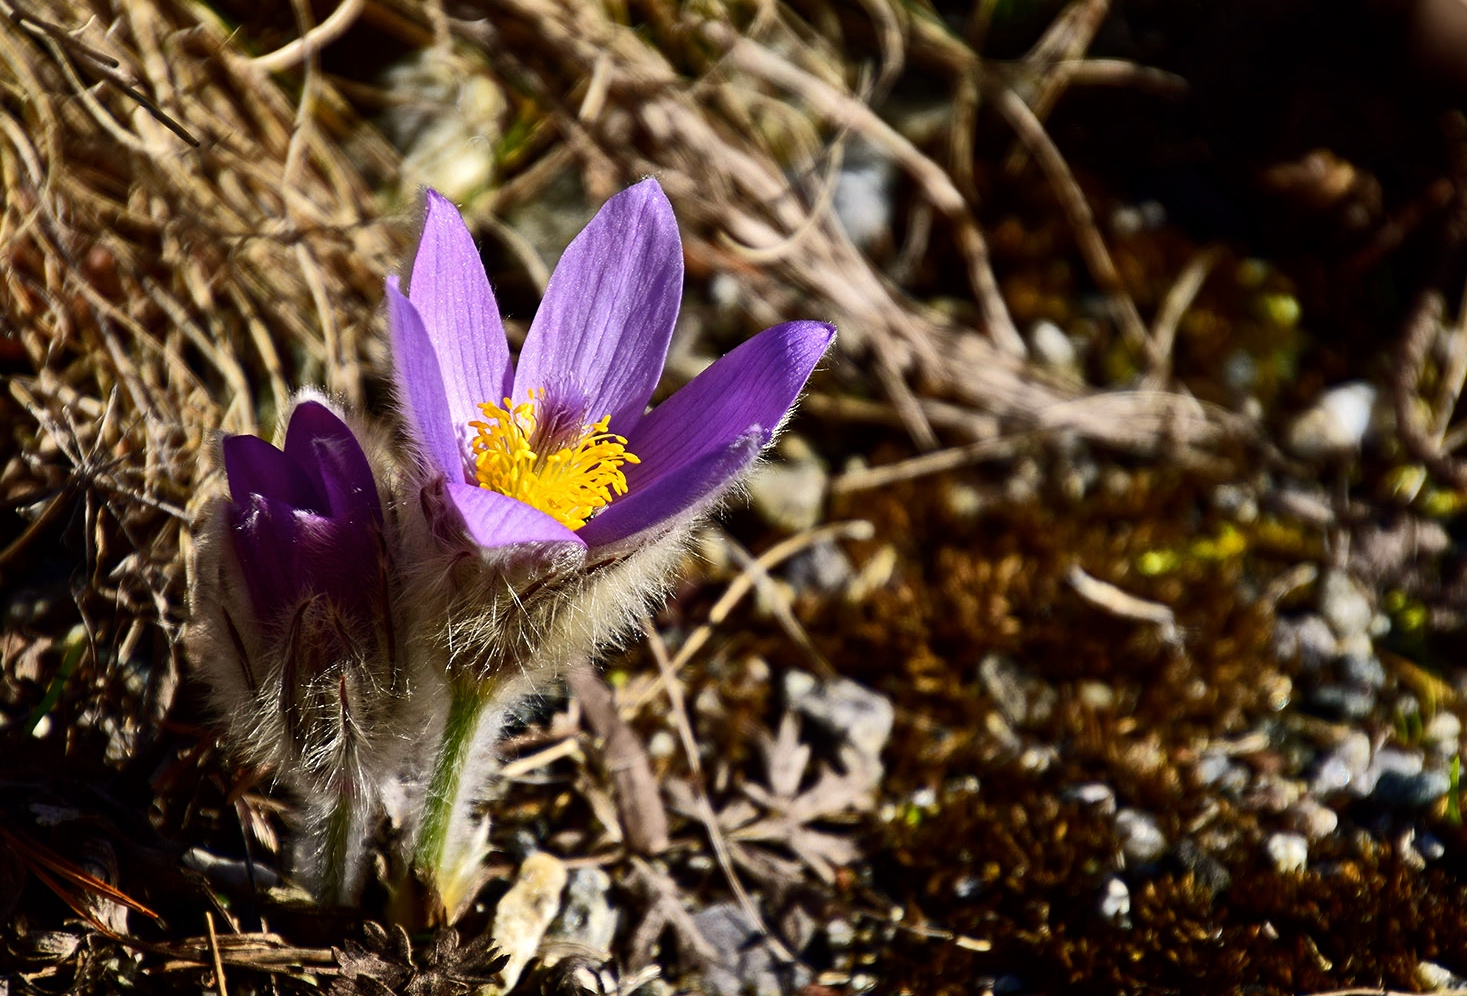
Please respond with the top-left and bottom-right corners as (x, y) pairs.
(1338, 654), (1386, 689)
(1320, 573), (1375, 643)
(832, 138), (895, 251)
(1222, 349), (1258, 397)
(1372, 747), (1426, 780)
(746, 441), (828, 533)
(1266, 832), (1309, 874)
(786, 673), (895, 767)
(951, 875), (983, 901)
(1115, 808), (1168, 866)
(1274, 614), (1340, 669)
(1424, 711), (1462, 751)
(784, 539), (856, 594)
(1028, 320), (1078, 373)
(1309, 684), (1378, 721)
(1099, 876), (1131, 925)
(1286, 381), (1377, 458)
(1372, 768), (1451, 810)
(547, 867), (618, 960)
(1416, 832), (1447, 862)
(646, 729), (677, 760)
(1062, 782), (1116, 812)
(1417, 959), (1467, 990)
(1174, 839), (1232, 896)
(1195, 751), (1250, 795)
(827, 919), (857, 948)
(1077, 681), (1115, 711)
(979, 655), (1055, 728)
(1312, 731), (1373, 793)
(1211, 483), (1259, 523)
(694, 903), (810, 996)
(1286, 798), (1339, 840)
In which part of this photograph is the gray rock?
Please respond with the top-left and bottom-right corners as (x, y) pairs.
(1339, 654), (1386, 689)
(1273, 613), (1339, 669)
(1195, 751), (1250, 795)
(785, 673), (894, 767)
(1310, 684), (1378, 721)
(1211, 483), (1259, 523)
(1372, 768), (1450, 810)
(979, 654), (1055, 728)
(746, 440), (828, 533)
(784, 539), (856, 594)
(692, 902), (810, 996)
(1371, 747), (1425, 782)
(826, 918), (857, 949)
(547, 867), (618, 959)
(832, 138), (895, 252)
(1416, 832), (1447, 862)
(1312, 731), (1373, 794)
(1417, 959), (1467, 990)
(1115, 808), (1168, 866)
(1173, 839), (1231, 897)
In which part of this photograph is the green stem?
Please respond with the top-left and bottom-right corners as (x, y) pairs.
(412, 683), (489, 911)
(316, 780), (361, 905)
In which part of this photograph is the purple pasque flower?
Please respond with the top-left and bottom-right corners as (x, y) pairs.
(223, 399), (385, 633)
(386, 178), (835, 561)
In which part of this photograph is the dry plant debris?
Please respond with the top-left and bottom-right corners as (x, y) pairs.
(6, 0), (1467, 994)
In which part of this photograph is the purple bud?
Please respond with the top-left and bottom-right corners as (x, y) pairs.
(222, 400), (385, 632)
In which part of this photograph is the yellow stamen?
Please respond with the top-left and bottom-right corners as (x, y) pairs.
(468, 388), (640, 530)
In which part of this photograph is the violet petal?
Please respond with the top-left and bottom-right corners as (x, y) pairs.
(224, 434), (321, 513)
(623, 320), (834, 485)
(282, 401), (381, 524)
(388, 279), (468, 483)
(578, 320), (832, 547)
(577, 432), (763, 550)
(408, 191), (513, 420)
(513, 179), (683, 432)
(444, 480), (587, 552)
(227, 495), (310, 624)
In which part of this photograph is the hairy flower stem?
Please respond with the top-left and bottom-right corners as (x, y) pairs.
(311, 776), (365, 905)
(412, 681), (496, 922)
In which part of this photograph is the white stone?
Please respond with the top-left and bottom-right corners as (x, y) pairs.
(1266, 832), (1309, 873)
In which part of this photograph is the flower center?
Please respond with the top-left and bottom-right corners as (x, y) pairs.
(468, 388), (639, 530)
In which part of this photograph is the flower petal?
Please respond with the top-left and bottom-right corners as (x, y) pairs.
(409, 190), (512, 418)
(514, 179), (683, 431)
(226, 494), (303, 623)
(281, 400), (381, 524)
(388, 278), (468, 483)
(577, 320), (832, 547)
(224, 434), (321, 512)
(444, 481), (587, 552)
(626, 320), (834, 484)
(577, 431), (762, 552)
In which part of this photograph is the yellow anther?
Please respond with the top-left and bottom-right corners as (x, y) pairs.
(468, 388), (639, 530)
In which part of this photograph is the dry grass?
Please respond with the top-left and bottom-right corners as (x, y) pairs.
(1, 0), (409, 748)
